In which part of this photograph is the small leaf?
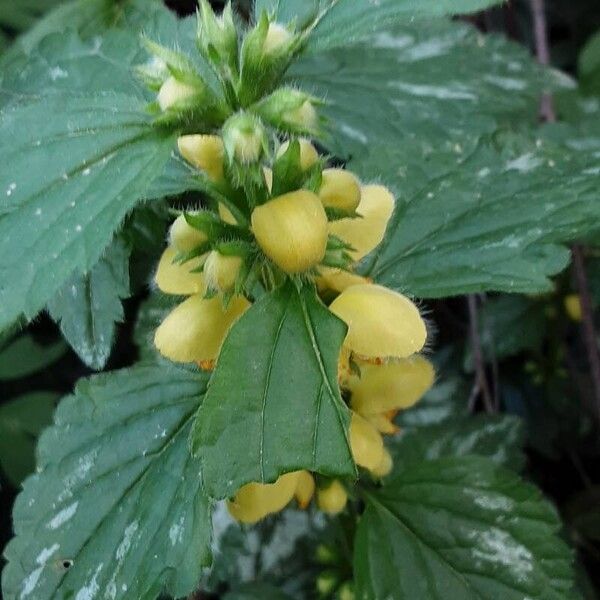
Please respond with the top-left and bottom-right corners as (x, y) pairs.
(356, 457), (576, 600)
(48, 237), (131, 370)
(0, 334), (66, 381)
(2, 364), (212, 600)
(193, 281), (354, 499)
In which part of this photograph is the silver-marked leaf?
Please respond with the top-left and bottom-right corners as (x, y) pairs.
(0, 93), (175, 331)
(356, 457), (576, 599)
(1, 364), (212, 600)
(193, 281), (354, 499)
(47, 237), (131, 370)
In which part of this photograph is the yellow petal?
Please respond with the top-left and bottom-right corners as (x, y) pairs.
(157, 77), (197, 111)
(564, 294), (582, 322)
(316, 480), (348, 515)
(294, 471), (316, 509)
(329, 284), (426, 360)
(155, 247), (206, 295)
(365, 412), (398, 435)
(370, 447), (393, 478)
(177, 135), (224, 182)
(317, 265), (369, 294)
(350, 412), (384, 472)
(154, 294), (250, 363)
(251, 190), (328, 273)
(204, 251), (242, 292)
(350, 356), (435, 415)
(169, 214), (208, 254)
(277, 139), (319, 171)
(227, 471), (301, 524)
(319, 169), (361, 213)
(329, 184), (394, 262)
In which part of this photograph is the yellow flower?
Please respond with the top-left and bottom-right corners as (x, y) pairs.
(317, 480), (348, 515)
(155, 247), (206, 295)
(564, 294), (582, 322)
(349, 356), (435, 416)
(319, 169), (361, 213)
(329, 284), (426, 360)
(317, 266), (369, 294)
(204, 251), (243, 292)
(294, 470), (315, 509)
(329, 184), (394, 262)
(169, 213), (208, 254)
(364, 411), (399, 435)
(370, 447), (393, 479)
(227, 471), (301, 524)
(177, 135), (224, 182)
(277, 139), (319, 171)
(349, 412), (384, 472)
(251, 190), (328, 273)
(157, 76), (199, 111)
(154, 294), (250, 363)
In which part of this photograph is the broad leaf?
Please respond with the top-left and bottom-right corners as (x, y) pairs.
(389, 415), (525, 475)
(356, 457), (576, 599)
(0, 391), (57, 486)
(0, 93), (175, 331)
(224, 583), (294, 599)
(0, 334), (66, 380)
(48, 237), (131, 370)
(0, 0), (62, 33)
(193, 282), (354, 499)
(2, 364), (212, 600)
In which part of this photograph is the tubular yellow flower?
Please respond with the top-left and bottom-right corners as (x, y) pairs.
(329, 284), (427, 360)
(204, 251), (243, 292)
(349, 356), (435, 416)
(155, 247), (206, 295)
(263, 23), (292, 54)
(157, 76), (198, 111)
(169, 214), (208, 254)
(277, 139), (319, 171)
(251, 190), (328, 273)
(177, 135), (224, 182)
(154, 294), (250, 363)
(227, 471), (301, 524)
(564, 294), (583, 322)
(294, 470), (316, 509)
(350, 412), (384, 472)
(329, 184), (395, 262)
(319, 169), (361, 213)
(317, 480), (348, 515)
(370, 447), (393, 478)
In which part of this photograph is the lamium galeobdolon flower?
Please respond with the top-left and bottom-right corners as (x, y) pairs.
(143, 2), (435, 526)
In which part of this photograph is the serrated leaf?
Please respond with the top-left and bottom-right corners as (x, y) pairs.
(2, 364), (212, 600)
(0, 391), (58, 486)
(0, 93), (175, 332)
(356, 457), (576, 600)
(47, 237), (131, 370)
(389, 415), (525, 475)
(193, 281), (354, 499)
(0, 334), (66, 380)
(308, 0), (506, 53)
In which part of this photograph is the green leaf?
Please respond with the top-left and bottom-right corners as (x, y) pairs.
(0, 93), (175, 331)
(224, 582), (294, 599)
(2, 364), (212, 600)
(0, 334), (66, 380)
(47, 237), (130, 370)
(193, 281), (354, 499)
(0, 0), (62, 32)
(389, 415), (525, 475)
(254, 0), (320, 26)
(308, 0), (506, 53)
(0, 391), (58, 486)
(356, 457), (576, 600)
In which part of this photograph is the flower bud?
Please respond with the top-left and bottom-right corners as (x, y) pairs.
(154, 294), (250, 364)
(350, 412), (384, 472)
(218, 203), (237, 225)
(197, 0), (238, 69)
(155, 247), (206, 295)
(319, 169), (361, 213)
(329, 185), (395, 262)
(339, 582), (355, 600)
(223, 113), (266, 164)
(227, 471), (301, 524)
(255, 88), (320, 134)
(169, 214), (209, 253)
(329, 284), (426, 360)
(349, 356), (435, 416)
(157, 76), (201, 112)
(177, 135), (224, 182)
(251, 190), (328, 273)
(294, 470), (315, 509)
(277, 139), (319, 171)
(370, 447), (393, 479)
(317, 480), (348, 515)
(204, 251), (243, 292)
(284, 100), (318, 132)
(564, 294), (582, 322)
(264, 23), (293, 55)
